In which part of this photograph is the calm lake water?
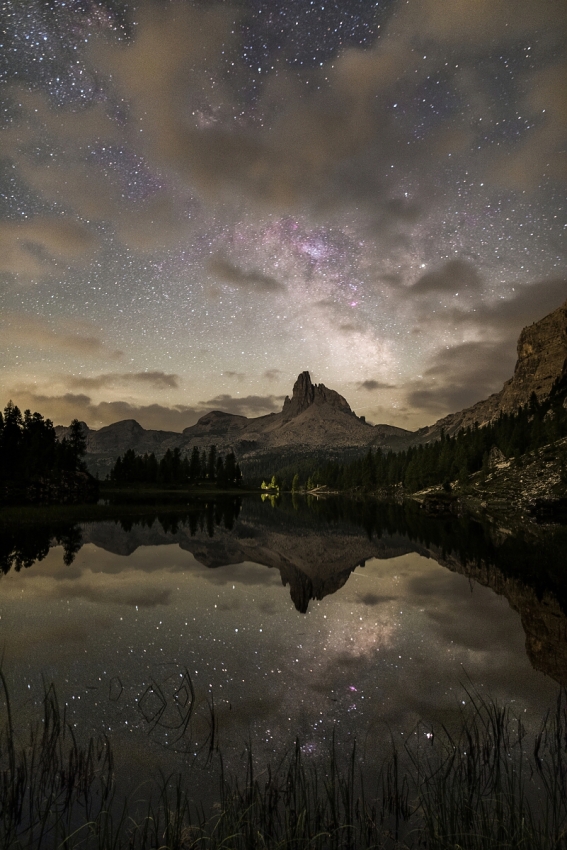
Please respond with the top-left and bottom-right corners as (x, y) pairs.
(1, 495), (566, 799)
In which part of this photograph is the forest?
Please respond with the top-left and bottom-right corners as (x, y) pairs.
(0, 401), (90, 499)
(271, 388), (567, 493)
(108, 444), (243, 488)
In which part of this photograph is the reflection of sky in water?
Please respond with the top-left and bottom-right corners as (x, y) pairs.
(0, 539), (560, 782)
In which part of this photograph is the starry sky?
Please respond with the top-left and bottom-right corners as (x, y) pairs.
(1, 0), (566, 432)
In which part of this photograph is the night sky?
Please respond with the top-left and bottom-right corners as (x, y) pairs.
(1, 0), (566, 432)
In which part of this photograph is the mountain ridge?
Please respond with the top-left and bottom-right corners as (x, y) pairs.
(56, 297), (567, 475)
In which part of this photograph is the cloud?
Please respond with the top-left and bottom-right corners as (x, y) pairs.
(201, 393), (284, 417)
(1, 313), (123, 359)
(403, 0), (567, 46)
(5, 388), (285, 430)
(448, 278), (567, 333)
(223, 371), (246, 381)
(208, 257), (286, 293)
(405, 339), (515, 415)
(0, 216), (98, 276)
(357, 593), (396, 607)
(3, 390), (201, 431)
(264, 369), (282, 381)
(82, 5), (415, 221)
(358, 380), (396, 391)
(66, 372), (180, 391)
(53, 581), (172, 608)
(412, 259), (482, 295)
(408, 282), (567, 419)
(2, 0), (563, 247)
(380, 272), (403, 287)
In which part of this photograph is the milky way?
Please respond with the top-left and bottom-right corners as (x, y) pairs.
(1, 0), (566, 431)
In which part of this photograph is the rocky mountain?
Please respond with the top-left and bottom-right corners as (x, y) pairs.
(80, 514), (418, 613)
(178, 371), (397, 454)
(56, 298), (567, 474)
(57, 371), (412, 477)
(417, 298), (567, 441)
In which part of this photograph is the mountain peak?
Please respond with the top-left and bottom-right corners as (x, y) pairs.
(281, 371), (354, 420)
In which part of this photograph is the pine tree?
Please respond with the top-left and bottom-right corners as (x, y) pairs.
(189, 446), (201, 481)
(216, 455), (226, 486)
(207, 445), (218, 480)
(225, 452), (237, 485)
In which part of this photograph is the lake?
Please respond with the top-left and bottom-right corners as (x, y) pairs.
(1, 494), (566, 844)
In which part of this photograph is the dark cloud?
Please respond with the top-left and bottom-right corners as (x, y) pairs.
(7, 390), (201, 431)
(8, 387), (286, 430)
(201, 393), (284, 417)
(0, 216), (99, 276)
(80, 5), (418, 222)
(357, 593), (396, 606)
(1, 0), (565, 434)
(506, 61), (567, 188)
(196, 561), (281, 588)
(66, 371), (180, 390)
(264, 369), (282, 381)
(208, 257), (286, 293)
(53, 581), (172, 607)
(380, 273), (402, 287)
(412, 259), (482, 295)
(448, 278), (567, 333)
(92, 400), (200, 431)
(358, 379), (396, 391)
(1, 313), (123, 358)
(405, 339), (515, 415)
(223, 371), (246, 381)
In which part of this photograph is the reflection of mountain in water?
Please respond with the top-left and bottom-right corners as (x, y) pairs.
(435, 550), (567, 690)
(83, 504), (424, 614)
(2, 496), (567, 686)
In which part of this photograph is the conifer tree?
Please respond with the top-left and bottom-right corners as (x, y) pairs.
(207, 445), (217, 480)
(189, 446), (201, 481)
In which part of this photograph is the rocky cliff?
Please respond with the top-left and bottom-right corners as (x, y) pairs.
(281, 371), (354, 420)
(418, 298), (567, 441)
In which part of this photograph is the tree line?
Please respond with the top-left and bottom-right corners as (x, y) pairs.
(108, 444), (243, 488)
(0, 401), (87, 486)
(272, 389), (567, 493)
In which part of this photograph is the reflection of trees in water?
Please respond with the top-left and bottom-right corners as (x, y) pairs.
(257, 494), (567, 615)
(0, 497), (243, 576)
(114, 497), (242, 537)
(3, 494), (567, 617)
(0, 523), (83, 574)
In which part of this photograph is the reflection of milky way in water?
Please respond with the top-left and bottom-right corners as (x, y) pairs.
(0, 506), (562, 789)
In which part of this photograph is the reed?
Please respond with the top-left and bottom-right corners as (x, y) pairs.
(1, 673), (566, 849)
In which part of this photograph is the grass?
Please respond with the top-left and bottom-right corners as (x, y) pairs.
(1, 672), (567, 849)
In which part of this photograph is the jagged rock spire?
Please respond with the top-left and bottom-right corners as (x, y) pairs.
(282, 371), (353, 420)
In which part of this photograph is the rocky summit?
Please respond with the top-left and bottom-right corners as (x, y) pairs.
(57, 297), (567, 475)
(57, 370), (410, 477)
